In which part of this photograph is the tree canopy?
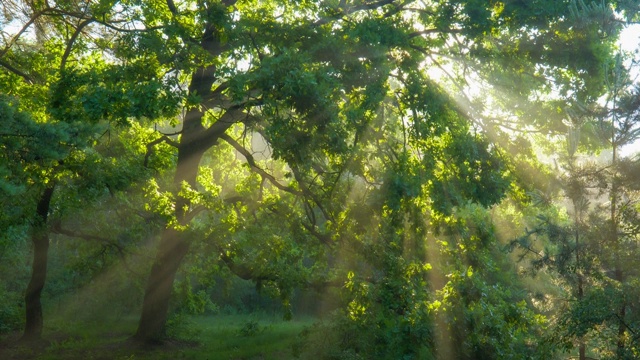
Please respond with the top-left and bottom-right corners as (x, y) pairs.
(1, 0), (640, 359)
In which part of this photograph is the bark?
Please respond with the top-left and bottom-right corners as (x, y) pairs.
(134, 1), (242, 340)
(134, 227), (191, 342)
(134, 103), (210, 342)
(21, 185), (55, 342)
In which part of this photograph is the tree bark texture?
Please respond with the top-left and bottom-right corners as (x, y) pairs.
(21, 185), (55, 342)
(134, 227), (191, 342)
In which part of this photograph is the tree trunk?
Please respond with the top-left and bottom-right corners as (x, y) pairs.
(134, 55), (220, 342)
(617, 302), (626, 354)
(21, 185), (55, 342)
(134, 228), (191, 342)
(578, 280), (586, 360)
(577, 228), (585, 360)
(611, 144), (626, 355)
(134, 141), (206, 342)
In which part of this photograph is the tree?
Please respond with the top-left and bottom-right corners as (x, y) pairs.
(511, 42), (640, 360)
(0, 97), (64, 341)
(0, 0), (179, 341)
(84, 0), (625, 342)
(3, 0), (630, 346)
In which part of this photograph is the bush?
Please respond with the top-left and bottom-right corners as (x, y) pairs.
(237, 319), (265, 337)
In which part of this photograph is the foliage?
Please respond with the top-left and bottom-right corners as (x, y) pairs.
(1, 0), (639, 357)
(510, 37), (640, 359)
(432, 204), (554, 359)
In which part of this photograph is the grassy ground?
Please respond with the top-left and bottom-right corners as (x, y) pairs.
(0, 313), (316, 360)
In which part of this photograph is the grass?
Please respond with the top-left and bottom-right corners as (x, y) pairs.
(181, 314), (315, 360)
(0, 313), (317, 360)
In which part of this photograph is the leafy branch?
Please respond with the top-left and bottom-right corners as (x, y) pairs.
(219, 133), (301, 195)
(144, 135), (179, 168)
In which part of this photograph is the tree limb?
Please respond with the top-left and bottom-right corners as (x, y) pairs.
(144, 135), (179, 168)
(0, 7), (54, 57)
(408, 28), (462, 38)
(52, 222), (114, 244)
(313, 0), (397, 27)
(195, 106), (251, 151)
(300, 221), (333, 247)
(182, 204), (207, 224)
(60, 18), (94, 71)
(166, 0), (178, 15)
(0, 59), (34, 84)
(220, 133), (302, 195)
(290, 165), (332, 222)
(218, 251), (275, 282)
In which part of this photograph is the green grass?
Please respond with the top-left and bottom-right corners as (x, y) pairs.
(181, 314), (315, 360)
(0, 313), (316, 360)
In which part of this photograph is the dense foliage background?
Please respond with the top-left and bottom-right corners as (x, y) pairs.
(1, 0), (640, 359)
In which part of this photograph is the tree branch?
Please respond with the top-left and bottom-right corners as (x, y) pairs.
(61, 18), (94, 71)
(0, 132), (35, 138)
(220, 133), (302, 195)
(154, 123), (182, 136)
(166, 0), (179, 15)
(313, 0), (397, 27)
(290, 165), (332, 222)
(182, 204), (207, 224)
(52, 222), (144, 276)
(52, 222), (114, 244)
(0, 59), (34, 84)
(300, 221), (333, 247)
(408, 28), (462, 38)
(218, 251), (276, 282)
(144, 135), (179, 167)
(0, 7), (54, 57)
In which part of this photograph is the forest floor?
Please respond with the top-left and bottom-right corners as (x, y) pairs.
(0, 313), (316, 360)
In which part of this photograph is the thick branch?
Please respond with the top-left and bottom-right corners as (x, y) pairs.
(408, 28), (462, 38)
(52, 222), (113, 244)
(0, 59), (34, 84)
(166, 0), (178, 15)
(201, 87), (262, 112)
(218, 248), (349, 290)
(60, 18), (94, 71)
(219, 251), (275, 282)
(182, 204), (207, 224)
